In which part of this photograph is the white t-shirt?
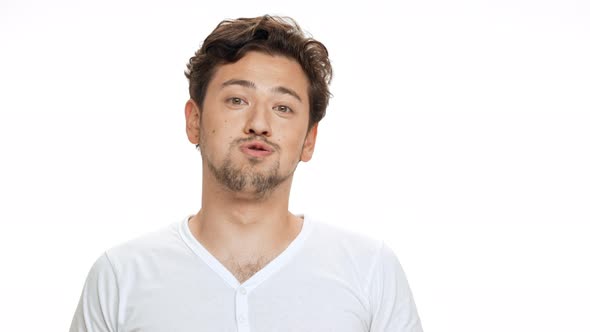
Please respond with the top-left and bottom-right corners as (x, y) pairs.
(70, 214), (423, 332)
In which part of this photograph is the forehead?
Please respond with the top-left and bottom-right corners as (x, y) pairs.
(209, 51), (309, 101)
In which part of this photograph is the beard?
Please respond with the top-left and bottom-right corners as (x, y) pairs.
(202, 137), (295, 198)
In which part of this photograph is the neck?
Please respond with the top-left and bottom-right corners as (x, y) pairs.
(189, 169), (302, 261)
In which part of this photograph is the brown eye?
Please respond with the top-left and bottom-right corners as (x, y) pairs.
(230, 97), (244, 105)
(274, 105), (292, 113)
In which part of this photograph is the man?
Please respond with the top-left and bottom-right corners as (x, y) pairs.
(70, 15), (423, 332)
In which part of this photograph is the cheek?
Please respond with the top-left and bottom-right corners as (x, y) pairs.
(202, 118), (238, 152)
(211, 118), (235, 136)
(202, 116), (224, 140)
(279, 135), (307, 163)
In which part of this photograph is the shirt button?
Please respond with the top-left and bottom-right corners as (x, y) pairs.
(239, 287), (247, 295)
(239, 314), (247, 323)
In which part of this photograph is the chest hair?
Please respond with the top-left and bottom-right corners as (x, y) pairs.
(223, 255), (273, 284)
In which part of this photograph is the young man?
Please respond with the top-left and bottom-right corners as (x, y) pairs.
(70, 15), (423, 332)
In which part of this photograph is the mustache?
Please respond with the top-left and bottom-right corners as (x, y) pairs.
(233, 136), (281, 152)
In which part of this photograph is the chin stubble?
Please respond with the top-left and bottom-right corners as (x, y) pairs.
(206, 155), (291, 197)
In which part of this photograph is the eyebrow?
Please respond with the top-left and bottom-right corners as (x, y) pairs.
(221, 79), (255, 89)
(220, 79), (303, 103)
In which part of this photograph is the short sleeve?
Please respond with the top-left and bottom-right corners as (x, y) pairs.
(69, 253), (120, 332)
(368, 242), (423, 332)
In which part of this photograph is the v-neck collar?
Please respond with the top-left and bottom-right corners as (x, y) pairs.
(178, 213), (314, 291)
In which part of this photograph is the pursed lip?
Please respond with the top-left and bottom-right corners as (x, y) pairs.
(239, 140), (275, 157)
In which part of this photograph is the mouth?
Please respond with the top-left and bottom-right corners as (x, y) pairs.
(240, 141), (274, 158)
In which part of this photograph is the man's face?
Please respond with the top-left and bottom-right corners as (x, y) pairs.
(185, 51), (318, 197)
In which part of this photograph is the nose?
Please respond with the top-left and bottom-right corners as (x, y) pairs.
(244, 103), (271, 137)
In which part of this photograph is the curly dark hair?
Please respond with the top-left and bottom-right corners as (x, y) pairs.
(184, 15), (332, 129)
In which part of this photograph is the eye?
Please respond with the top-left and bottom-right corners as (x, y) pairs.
(226, 97), (246, 105)
(274, 105), (293, 113)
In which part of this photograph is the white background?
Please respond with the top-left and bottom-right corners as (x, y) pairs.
(1, 0), (589, 331)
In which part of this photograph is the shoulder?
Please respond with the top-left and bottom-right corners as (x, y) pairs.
(307, 215), (385, 253)
(101, 217), (188, 274)
(304, 215), (388, 277)
(304, 217), (422, 330)
(71, 219), (187, 332)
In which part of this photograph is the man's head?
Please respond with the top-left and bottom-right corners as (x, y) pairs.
(184, 15), (332, 198)
(184, 15), (332, 130)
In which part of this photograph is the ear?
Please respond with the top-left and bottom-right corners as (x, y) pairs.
(300, 123), (318, 162)
(185, 99), (201, 145)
